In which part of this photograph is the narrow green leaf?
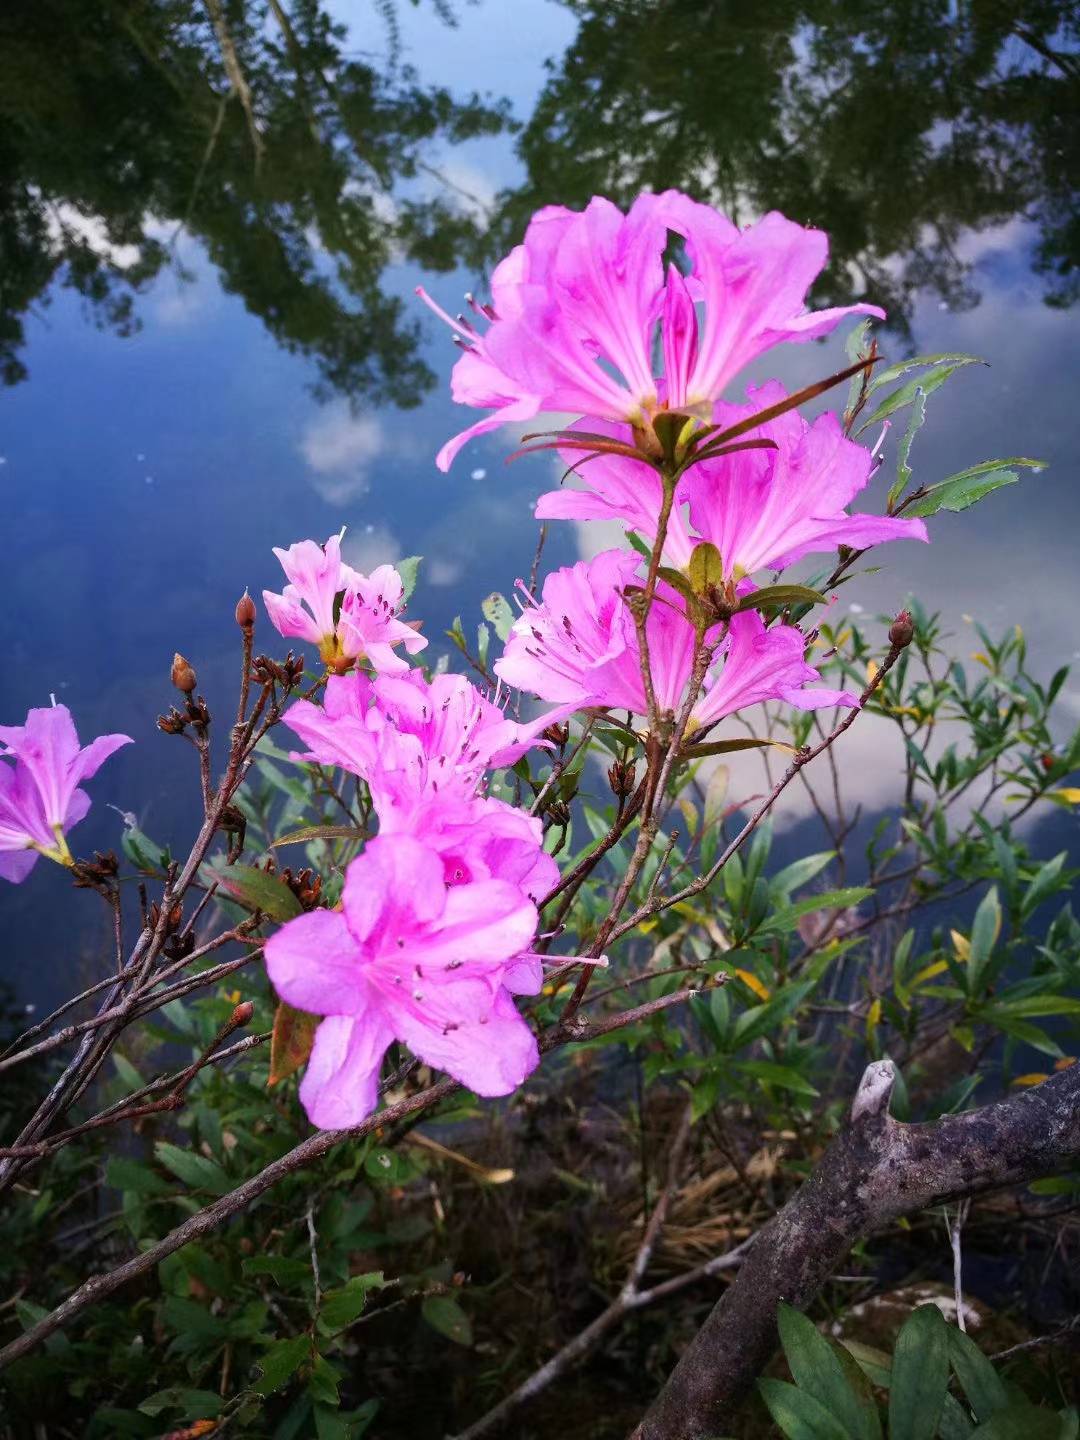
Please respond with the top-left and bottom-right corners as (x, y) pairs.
(218, 864), (303, 922)
(947, 1328), (1008, 1422)
(421, 1295), (473, 1347)
(757, 1378), (855, 1439)
(154, 1142), (232, 1197)
(862, 358), (984, 428)
(968, 1405), (1069, 1439)
(737, 584), (827, 612)
(902, 470), (1019, 519)
(271, 824), (368, 848)
(683, 737), (795, 758)
(890, 386), (927, 506)
(735, 1060), (820, 1097)
(867, 353), (983, 392)
(889, 1305), (950, 1440)
(759, 887), (873, 934)
(966, 887), (1001, 997)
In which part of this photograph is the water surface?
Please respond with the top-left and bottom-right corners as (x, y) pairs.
(1, 0), (1077, 1008)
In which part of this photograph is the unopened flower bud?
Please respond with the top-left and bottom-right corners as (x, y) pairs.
(171, 652), (197, 694)
(230, 1000), (255, 1028)
(235, 590), (256, 630)
(888, 610), (914, 649)
(607, 758), (636, 799)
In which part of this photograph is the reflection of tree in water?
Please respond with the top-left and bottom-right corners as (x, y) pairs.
(486, 0), (1080, 336)
(0, 0), (508, 398)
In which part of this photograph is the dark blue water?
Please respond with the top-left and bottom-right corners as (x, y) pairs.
(2, 0), (1078, 1010)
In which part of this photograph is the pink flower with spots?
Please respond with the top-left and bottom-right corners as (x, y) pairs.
(264, 834), (541, 1127)
(262, 535), (426, 675)
(418, 191), (883, 469)
(0, 703), (132, 883)
(494, 550), (857, 728)
(536, 384), (926, 574)
(281, 670), (565, 826)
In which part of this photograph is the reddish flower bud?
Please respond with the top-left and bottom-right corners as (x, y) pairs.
(888, 610), (914, 649)
(230, 1000), (255, 1028)
(235, 590), (256, 630)
(171, 652), (197, 694)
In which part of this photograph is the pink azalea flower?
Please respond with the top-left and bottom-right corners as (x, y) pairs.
(0, 703), (132, 883)
(262, 535), (427, 675)
(281, 670), (564, 825)
(409, 791), (560, 999)
(536, 385), (926, 575)
(682, 383), (928, 575)
(495, 550), (858, 727)
(419, 191), (883, 469)
(264, 834), (541, 1127)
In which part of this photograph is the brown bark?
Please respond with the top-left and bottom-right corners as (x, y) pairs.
(632, 1059), (1080, 1440)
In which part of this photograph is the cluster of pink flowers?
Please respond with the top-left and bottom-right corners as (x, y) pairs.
(263, 533), (427, 675)
(0, 703), (131, 883)
(265, 189), (930, 1129)
(265, 662), (567, 1127)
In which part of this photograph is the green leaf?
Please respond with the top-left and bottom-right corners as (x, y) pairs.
(396, 555), (422, 601)
(771, 851), (836, 898)
(902, 469), (1019, 519)
(867, 353), (984, 392)
(688, 541), (724, 592)
(734, 1059), (820, 1097)
(218, 864), (303, 922)
(889, 1305), (950, 1440)
(137, 1388), (222, 1419)
(938, 1392), (977, 1439)
(106, 1157), (172, 1196)
(683, 737), (795, 758)
(154, 1141), (232, 1197)
(318, 1273), (387, 1334)
(736, 584), (826, 613)
(120, 825), (170, 874)
(271, 823), (368, 848)
(255, 1335), (311, 1396)
(625, 529), (652, 561)
(862, 358), (984, 428)
(242, 1256), (313, 1287)
(841, 1339), (893, 1389)
(757, 1378), (855, 1439)
(777, 1303), (880, 1440)
(307, 1355), (341, 1406)
(421, 1295), (473, 1347)
(978, 995), (1080, 1019)
(481, 591), (515, 642)
(947, 1328), (1008, 1423)
(968, 1405), (1070, 1439)
(759, 887), (872, 935)
(890, 385), (927, 506)
(967, 887), (1001, 996)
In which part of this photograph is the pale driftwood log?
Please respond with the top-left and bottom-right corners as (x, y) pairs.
(631, 1059), (1080, 1440)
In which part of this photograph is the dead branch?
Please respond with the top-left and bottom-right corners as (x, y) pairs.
(630, 1059), (1080, 1440)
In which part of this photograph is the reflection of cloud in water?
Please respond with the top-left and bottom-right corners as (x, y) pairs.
(299, 406), (383, 504)
(340, 523), (401, 575)
(427, 557), (465, 587)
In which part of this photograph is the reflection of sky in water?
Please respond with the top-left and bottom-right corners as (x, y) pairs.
(2, 0), (1078, 1006)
